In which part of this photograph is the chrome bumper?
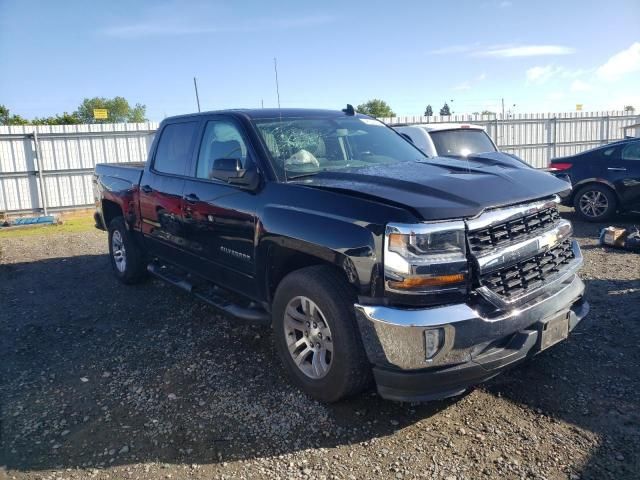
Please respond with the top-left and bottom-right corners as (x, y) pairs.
(355, 270), (587, 371)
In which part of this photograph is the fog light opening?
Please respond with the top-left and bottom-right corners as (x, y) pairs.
(424, 328), (445, 361)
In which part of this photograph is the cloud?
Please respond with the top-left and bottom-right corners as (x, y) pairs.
(478, 45), (576, 57)
(102, 14), (335, 38)
(596, 42), (640, 81)
(570, 79), (592, 92)
(430, 43), (575, 58)
(525, 64), (591, 85)
(547, 91), (565, 101)
(450, 72), (487, 92)
(526, 65), (561, 84)
(453, 82), (472, 91)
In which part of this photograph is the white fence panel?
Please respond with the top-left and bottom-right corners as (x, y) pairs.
(382, 111), (639, 168)
(1, 113), (639, 214)
(0, 122), (158, 214)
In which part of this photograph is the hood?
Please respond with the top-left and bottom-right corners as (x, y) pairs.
(291, 153), (570, 220)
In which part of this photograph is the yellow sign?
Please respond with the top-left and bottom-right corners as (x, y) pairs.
(576, 104), (583, 111)
(93, 108), (108, 119)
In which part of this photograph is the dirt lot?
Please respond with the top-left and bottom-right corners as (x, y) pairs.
(1, 209), (639, 480)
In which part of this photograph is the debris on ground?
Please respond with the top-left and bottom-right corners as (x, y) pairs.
(1, 208), (638, 479)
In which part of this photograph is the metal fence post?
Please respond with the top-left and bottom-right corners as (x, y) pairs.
(32, 130), (49, 215)
(551, 117), (557, 160)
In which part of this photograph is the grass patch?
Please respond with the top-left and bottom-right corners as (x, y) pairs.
(0, 214), (96, 238)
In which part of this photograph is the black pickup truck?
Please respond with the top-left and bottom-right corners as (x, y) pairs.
(93, 107), (588, 402)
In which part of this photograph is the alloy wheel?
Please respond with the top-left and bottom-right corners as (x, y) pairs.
(111, 230), (127, 273)
(578, 190), (609, 218)
(283, 296), (333, 379)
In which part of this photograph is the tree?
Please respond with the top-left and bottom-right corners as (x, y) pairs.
(424, 105), (433, 117)
(481, 110), (496, 116)
(624, 105), (635, 113)
(75, 96), (147, 123)
(0, 104), (30, 126)
(31, 112), (81, 125)
(0, 105), (8, 125)
(356, 99), (395, 118)
(439, 103), (451, 116)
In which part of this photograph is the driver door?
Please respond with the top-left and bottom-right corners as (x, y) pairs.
(180, 116), (259, 297)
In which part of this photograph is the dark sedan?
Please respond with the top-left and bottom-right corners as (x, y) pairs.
(548, 138), (640, 221)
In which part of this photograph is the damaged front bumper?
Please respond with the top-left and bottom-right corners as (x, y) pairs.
(355, 269), (588, 402)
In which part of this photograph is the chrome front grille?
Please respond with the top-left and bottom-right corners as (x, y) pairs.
(480, 239), (575, 298)
(466, 196), (583, 308)
(468, 205), (560, 254)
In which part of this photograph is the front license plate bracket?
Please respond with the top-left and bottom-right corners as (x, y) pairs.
(539, 311), (570, 351)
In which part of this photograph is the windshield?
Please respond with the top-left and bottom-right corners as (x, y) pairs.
(253, 116), (428, 179)
(429, 129), (496, 157)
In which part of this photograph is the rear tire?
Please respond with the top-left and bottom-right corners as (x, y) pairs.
(272, 265), (372, 402)
(107, 217), (147, 284)
(573, 184), (617, 222)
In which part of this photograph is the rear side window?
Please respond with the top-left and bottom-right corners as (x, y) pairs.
(622, 142), (640, 161)
(429, 129), (496, 157)
(154, 122), (199, 175)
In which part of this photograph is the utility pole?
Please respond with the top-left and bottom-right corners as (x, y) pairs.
(261, 99), (264, 108)
(501, 98), (505, 119)
(193, 77), (201, 112)
(273, 57), (281, 109)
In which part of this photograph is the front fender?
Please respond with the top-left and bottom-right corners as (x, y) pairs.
(258, 204), (383, 296)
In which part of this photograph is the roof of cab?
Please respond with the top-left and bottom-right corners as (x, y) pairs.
(163, 108), (365, 122)
(393, 123), (486, 132)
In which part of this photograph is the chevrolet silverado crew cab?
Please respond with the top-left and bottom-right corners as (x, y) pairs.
(93, 107), (588, 402)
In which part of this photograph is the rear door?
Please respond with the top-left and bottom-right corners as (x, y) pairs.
(180, 115), (260, 298)
(612, 141), (640, 208)
(138, 119), (200, 260)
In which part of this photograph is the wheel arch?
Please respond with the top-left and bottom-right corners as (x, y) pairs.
(102, 199), (124, 228)
(570, 179), (621, 204)
(264, 243), (356, 305)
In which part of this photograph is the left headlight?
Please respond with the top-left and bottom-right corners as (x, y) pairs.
(384, 221), (468, 295)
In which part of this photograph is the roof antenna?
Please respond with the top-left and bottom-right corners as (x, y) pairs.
(342, 104), (355, 115)
(193, 77), (201, 112)
(273, 58), (281, 113)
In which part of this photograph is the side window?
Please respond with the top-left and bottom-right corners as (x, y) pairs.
(195, 119), (249, 180)
(153, 122), (198, 176)
(621, 142), (640, 161)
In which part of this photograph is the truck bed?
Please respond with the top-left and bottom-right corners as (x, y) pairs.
(94, 162), (145, 186)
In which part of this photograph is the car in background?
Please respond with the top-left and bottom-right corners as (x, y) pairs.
(392, 123), (498, 157)
(548, 138), (640, 221)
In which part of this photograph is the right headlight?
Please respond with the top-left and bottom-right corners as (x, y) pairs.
(384, 221), (468, 295)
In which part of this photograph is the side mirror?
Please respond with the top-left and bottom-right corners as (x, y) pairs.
(399, 132), (414, 144)
(210, 158), (260, 190)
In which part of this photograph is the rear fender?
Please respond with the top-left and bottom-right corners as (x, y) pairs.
(571, 178), (621, 203)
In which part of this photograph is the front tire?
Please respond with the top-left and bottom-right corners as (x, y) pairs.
(107, 217), (147, 284)
(272, 266), (372, 402)
(573, 184), (617, 222)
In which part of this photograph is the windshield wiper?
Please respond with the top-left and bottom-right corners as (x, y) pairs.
(286, 171), (320, 180)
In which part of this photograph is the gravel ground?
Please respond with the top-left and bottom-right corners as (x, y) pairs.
(1, 208), (639, 480)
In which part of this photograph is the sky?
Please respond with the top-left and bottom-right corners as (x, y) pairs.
(1, 0), (639, 121)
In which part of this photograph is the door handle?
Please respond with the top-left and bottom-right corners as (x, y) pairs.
(141, 184), (153, 193)
(184, 193), (200, 203)
(607, 167), (627, 171)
